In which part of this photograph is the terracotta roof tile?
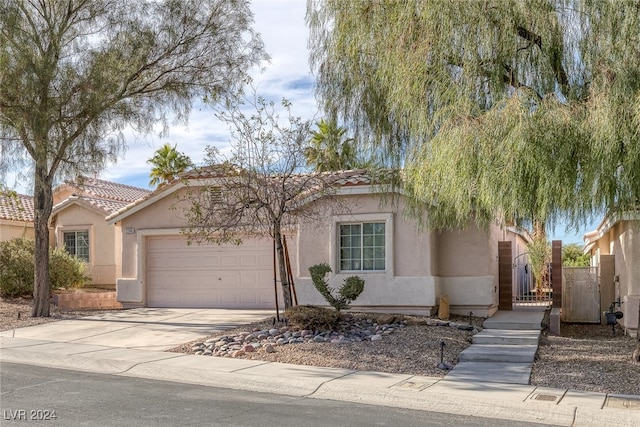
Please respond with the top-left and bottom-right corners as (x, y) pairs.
(107, 167), (383, 223)
(63, 177), (151, 203)
(0, 193), (34, 222)
(53, 177), (151, 215)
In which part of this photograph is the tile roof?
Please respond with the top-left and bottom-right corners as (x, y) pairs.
(107, 167), (384, 223)
(0, 193), (34, 222)
(62, 177), (151, 204)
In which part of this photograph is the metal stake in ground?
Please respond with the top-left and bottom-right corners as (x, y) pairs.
(437, 341), (453, 370)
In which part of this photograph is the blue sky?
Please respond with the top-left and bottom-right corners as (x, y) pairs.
(3, 0), (597, 244)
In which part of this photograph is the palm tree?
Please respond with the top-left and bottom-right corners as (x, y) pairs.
(305, 119), (357, 172)
(147, 143), (193, 188)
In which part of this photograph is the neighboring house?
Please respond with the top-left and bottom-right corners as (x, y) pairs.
(584, 210), (640, 337)
(107, 168), (527, 316)
(0, 193), (35, 241)
(50, 177), (150, 287)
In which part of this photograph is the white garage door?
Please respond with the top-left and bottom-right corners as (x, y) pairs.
(146, 235), (283, 308)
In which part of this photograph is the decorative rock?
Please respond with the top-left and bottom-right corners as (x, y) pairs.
(192, 313), (479, 358)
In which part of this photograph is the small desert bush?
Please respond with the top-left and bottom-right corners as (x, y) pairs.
(309, 263), (365, 311)
(285, 305), (341, 331)
(0, 238), (91, 297)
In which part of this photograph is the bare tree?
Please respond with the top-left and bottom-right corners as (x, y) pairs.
(0, 0), (266, 316)
(181, 95), (352, 309)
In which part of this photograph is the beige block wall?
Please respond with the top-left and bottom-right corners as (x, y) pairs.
(55, 204), (119, 285)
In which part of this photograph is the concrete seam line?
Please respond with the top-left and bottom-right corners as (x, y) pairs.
(66, 325), (138, 343)
(301, 370), (359, 398)
(570, 407), (577, 427)
(0, 340), (56, 349)
(227, 360), (272, 372)
(115, 353), (187, 374)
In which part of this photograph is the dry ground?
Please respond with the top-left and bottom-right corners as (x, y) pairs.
(2, 297), (638, 395)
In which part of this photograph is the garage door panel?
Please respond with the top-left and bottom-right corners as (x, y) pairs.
(147, 255), (201, 270)
(201, 255), (221, 267)
(145, 235), (285, 308)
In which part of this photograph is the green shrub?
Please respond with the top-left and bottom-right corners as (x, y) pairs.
(285, 305), (341, 331)
(0, 238), (91, 297)
(0, 238), (34, 297)
(50, 247), (91, 290)
(309, 263), (365, 311)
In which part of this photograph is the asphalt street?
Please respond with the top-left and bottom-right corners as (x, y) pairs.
(0, 363), (553, 427)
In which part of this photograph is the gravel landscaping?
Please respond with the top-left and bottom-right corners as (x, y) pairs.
(2, 297), (639, 396)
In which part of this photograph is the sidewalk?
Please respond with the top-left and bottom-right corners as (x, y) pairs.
(1, 335), (639, 426)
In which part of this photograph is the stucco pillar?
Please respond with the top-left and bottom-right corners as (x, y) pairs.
(599, 255), (615, 325)
(551, 240), (562, 309)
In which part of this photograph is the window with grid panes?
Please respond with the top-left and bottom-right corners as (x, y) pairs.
(339, 222), (385, 271)
(63, 230), (89, 262)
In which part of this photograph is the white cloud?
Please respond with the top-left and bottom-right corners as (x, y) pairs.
(102, 0), (316, 188)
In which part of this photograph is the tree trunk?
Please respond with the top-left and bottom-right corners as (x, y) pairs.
(31, 165), (53, 317)
(274, 227), (292, 309)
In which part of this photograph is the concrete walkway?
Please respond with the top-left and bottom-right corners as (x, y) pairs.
(2, 307), (639, 426)
(445, 308), (545, 385)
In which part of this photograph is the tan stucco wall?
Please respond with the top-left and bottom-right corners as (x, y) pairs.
(53, 187), (75, 205)
(0, 221), (35, 241)
(54, 204), (120, 285)
(117, 187), (192, 278)
(114, 185), (508, 316)
(294, 194), (438, 314)
(588, 218), (639, 335)
(433, 222), (505, 315)
(436, 224), (491, 276)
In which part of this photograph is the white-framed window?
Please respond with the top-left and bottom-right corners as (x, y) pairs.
(339, 222), (386, 271)
(63, 230), (89, 262)
(331, 213), (393, 275)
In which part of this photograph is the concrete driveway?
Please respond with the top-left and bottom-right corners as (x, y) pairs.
(0, 308), (274, 351)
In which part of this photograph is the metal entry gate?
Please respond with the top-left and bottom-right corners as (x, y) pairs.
(561, 267), (600, 323)
(513, 255), (552, 308)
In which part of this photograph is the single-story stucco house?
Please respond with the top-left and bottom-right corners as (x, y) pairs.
(106, 167), (529, 317)
(50, 177), (150, 286)
(584, 210), (640, 337)
(0, 192), (35, 241)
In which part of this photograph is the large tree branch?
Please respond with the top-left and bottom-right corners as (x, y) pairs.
(516, 25), (569, 89)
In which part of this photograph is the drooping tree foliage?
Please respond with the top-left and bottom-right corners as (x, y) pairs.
(0, 0), (266, 316)
(307, 0), (640, 232)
